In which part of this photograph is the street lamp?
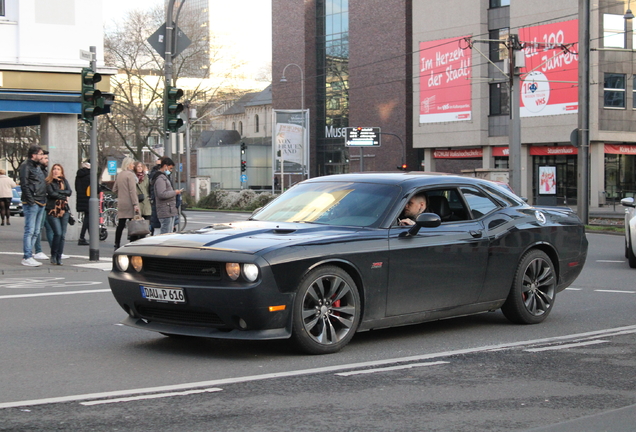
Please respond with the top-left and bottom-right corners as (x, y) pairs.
(280, 63), (306, 181)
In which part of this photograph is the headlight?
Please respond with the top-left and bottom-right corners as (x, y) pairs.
(130, 256), (143, 272)
(226, 262), (240, 280)
(242, 263), (259, 282)
(116, 255), (130, 271)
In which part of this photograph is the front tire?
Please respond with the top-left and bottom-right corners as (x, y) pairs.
(291, 266), (361, 355)
(502, 249), (556, 324)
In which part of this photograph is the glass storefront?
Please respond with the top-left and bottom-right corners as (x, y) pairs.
(532, 155), (578, 204)
(315, 0), (349, 177)
(605, 153), (636, 202)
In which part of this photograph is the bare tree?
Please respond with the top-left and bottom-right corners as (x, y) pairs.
(103, 4), (253, 162)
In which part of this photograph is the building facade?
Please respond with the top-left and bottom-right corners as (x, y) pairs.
(272, 0), (636, 206)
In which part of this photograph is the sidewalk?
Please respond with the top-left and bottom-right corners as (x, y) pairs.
(0, 217), (115, 275)
(0, 204), (625, 274)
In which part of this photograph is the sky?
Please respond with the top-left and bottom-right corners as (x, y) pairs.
(102, 0), (272, 76)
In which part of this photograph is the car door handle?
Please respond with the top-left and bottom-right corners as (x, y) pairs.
(469, 230), (483, 238)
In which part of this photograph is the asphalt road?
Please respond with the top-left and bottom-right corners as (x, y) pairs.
(0, 231), (635, 431)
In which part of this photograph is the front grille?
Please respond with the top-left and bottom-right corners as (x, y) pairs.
(143, 257), (222, 280)
(137, 305), (226, 327)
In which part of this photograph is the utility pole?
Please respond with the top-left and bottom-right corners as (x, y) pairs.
(508, 34), (523, 195)
(577, 0), (590, 224)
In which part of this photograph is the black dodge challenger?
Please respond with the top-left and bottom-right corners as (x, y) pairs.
(109, 173), (588, 354)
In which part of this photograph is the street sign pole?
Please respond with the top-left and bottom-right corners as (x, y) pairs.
(164, 0), (176, 160)
(88, 46), (99, 261)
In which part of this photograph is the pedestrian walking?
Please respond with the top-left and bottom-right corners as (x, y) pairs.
(75, 160), (91, 245)
(153, 157), (183, 234)
(112, 157), (140, 249)
(33, 151), (54, 260)
(0, 168), (17, 226)
(45, 163), (72, 265)
(19, 145), (46, 267)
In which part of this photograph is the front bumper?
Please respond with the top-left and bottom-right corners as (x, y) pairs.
(109, 265), (294, 340)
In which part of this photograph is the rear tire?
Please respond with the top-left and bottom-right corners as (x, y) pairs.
(502, 249), (556, 324)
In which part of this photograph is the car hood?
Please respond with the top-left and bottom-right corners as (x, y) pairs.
(122, 221), (369, 254)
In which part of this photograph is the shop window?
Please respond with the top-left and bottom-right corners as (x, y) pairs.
(604, 73), (626, 108)
(489, 28), (509, 62)
(490, 83), (509, 115)
(603, 14), (626, 48)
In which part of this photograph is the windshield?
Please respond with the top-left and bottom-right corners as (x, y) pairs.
(252, 181), (399, 227)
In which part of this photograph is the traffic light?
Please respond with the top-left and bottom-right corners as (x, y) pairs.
(397, 164), (408, 171)
(241, 160), (247, 172)
(165, 86), (184, 132)
(240, 142), (246, 155)
(81, 67), (104, 122)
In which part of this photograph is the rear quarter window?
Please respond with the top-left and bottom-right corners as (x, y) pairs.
(461, 187), (500, 219)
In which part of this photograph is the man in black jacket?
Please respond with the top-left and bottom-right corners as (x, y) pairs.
(75, 160), (91, 245)
(19, 145), (46, 266)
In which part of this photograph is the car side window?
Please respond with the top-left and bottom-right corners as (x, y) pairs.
(460, 187), (500, 219)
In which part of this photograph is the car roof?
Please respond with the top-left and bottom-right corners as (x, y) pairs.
(302, 172), (495, 188)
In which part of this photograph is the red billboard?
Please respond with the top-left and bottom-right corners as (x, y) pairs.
(419, 36), (472, 123)
(519, 20), (579, 117)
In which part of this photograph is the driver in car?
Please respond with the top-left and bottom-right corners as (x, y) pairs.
(398, 192), (429, 226)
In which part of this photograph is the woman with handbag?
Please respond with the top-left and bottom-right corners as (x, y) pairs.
(133, 161), (152, 221)
(45, 163), (72, 265)
(113, 157), (141, 249)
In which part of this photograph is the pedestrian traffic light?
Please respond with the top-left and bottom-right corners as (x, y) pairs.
(81, 67), (104, 122)
(397, 164), (408, 171)
(165, 86), (184, 132)
(241, 160), (247, 172)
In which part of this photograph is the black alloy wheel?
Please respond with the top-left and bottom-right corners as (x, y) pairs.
(502, 249), (556, 324)
(291, 266), (361, 355)
(628, 236), (636, 268)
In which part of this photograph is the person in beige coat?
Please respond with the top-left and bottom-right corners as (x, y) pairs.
(0, 169), (17, 226)
(113, 157), (140, 249)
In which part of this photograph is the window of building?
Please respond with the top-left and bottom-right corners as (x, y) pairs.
(0, 0), (4, 16)
(489, 83), (509, 115)
(489, 28), (509, 62)
(633, 77), (636, 109)
(255, 115), (259, 133)
(489, 0), (510, 8)
(239, 121), (243, 136)
(232, 122), (236, 131)
(603, 14), (626, 48)
(604, 73), (626, 108)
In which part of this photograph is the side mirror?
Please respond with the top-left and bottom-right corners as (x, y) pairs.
(621, 197), (635, 208)
(399, 213), (441, 238)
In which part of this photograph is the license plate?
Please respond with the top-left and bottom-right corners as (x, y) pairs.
(140, 285), (186, 303)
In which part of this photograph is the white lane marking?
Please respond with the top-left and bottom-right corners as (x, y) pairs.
(335, 361), (449, 377)
(565, 287), (582, 290)
(2, 324), (636, 410)
(80, 388), (223, 406)
(596, 260), (625, 263)
(524, 340), (610, 352)
(74, 263), (112, 271)
(0, 289), (111, 300)
(595, 289), (636, 294)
